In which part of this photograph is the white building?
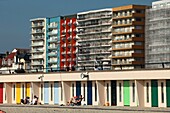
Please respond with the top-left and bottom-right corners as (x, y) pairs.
(77, 9), (112, 70)
(30, 18), (46, 72)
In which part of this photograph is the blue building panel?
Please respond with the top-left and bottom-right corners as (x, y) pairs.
(46, 17), (61, 72)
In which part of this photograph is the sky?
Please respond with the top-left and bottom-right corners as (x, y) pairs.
(0, 0), (156, 52)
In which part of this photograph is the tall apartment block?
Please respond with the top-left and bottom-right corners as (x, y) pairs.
(30, 18), (46, 72)
(77, 9), (112, 70)
(112, 5), (147, 70)
(46, 17), (60, 72)
(145, 0), (170, 68)
(60, 15), (77, 70)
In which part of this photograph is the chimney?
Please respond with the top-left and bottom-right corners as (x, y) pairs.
(6, 51), (9, 57)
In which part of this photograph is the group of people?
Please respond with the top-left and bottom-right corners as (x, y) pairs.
(21, 95), (39, 105)
(67, 95), (84, 106)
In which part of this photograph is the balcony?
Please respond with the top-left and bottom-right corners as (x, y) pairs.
(61, 44), (66, 48)
(62, 29), (66, 34)
(48, 52), (57, 56)
(61, 59), (66, 62)
(31, 43), (44, 47)
(67, 58), (71, 61)
(48, 46), (58, 50)
(112, 37), (144, 43)
(78, 28), (111, 36)
(67, 51), (71, 54)
(32, 23), (44, 28)
(77, 13), (112, 21)
(112, 29), (144, 35)
(48, 38), (58, 43)
(31, 62), (44, 66)
(31, 36), (44, 41)
(112, 61), (144, 66)
(112, 53), (144, 59)
(77, 21), (112, 29)
(112, 21), (145, 28)
(48, 60), (57, 63)
(112, 45), (144, 51)
(31, 30), (45, 34)
(61, 51), (66, 54)
(31, 49), (44, 53)
(112, 13), (145, 20)
(30, 56), (44, 59)
(48, 24), (58, 29)
(48, 31), (58, 36)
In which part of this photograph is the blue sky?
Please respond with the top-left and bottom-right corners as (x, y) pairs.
(0, 0), (156, 52)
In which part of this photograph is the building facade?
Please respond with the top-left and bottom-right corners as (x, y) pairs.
(46, 17), (60, 72)
(30, 18), (46, 72)
(60, 15), (77, 70)
(77, 9), (112, 71)
(0, 48), (30, 74)
(145, 0), (170, 68)
(112, 5), (147, 70)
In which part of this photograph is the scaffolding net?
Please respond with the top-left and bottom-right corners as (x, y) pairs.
(145, 7), (170, 68)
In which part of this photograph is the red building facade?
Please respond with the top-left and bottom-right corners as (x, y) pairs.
(60, 16), (77, 70)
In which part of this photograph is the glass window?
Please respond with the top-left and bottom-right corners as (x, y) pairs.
(119, 83), (122, 102)
(146, 82), (149, 103)
(161, 82), (164, 103)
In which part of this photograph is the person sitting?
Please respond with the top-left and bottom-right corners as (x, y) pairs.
(67, 97), (74, 106)
(32, 95), (38, 105)
(21, 97), (30, 104)
(76, 95), (84, 106)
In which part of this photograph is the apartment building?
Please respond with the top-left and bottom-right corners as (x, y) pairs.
(112, 5), (148, 70)
(30, 18), (46, 72)
(77, 9), (112, 70)
(145, 0), (170, 68)
(60, 15), (77, 70)
(46, 17), (60, 72)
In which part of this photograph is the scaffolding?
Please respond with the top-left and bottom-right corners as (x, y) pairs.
(145, 6), (170, 68)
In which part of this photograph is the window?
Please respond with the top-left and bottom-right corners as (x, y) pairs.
(72, 83), (74, 97)
(51, 84), (53, 101)
(161, 82), (164, 103)
(41, 84), (43, 101)
(83, 83), (86, 101)
(146, 82), (149, 103)
(119, 83), (122, 102)
(132, 82), (135, 102)
(95, 83), (97, 101)
(107, 83), (109, 102)
(13, 84), (15, 100)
